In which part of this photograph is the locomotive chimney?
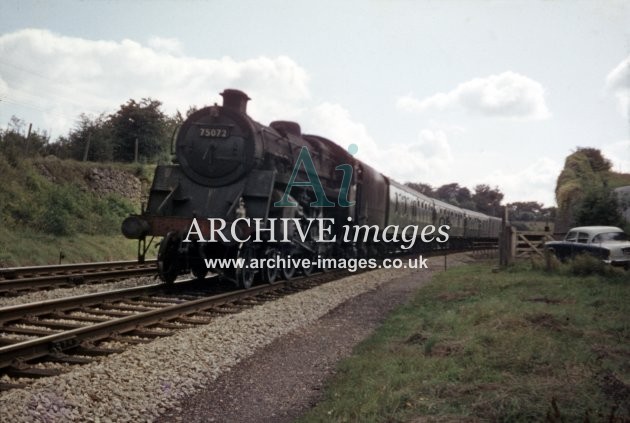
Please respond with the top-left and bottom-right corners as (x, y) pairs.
(220, 89), (250, 113)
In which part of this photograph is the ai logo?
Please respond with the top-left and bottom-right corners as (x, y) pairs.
(274, 144), (358, 208)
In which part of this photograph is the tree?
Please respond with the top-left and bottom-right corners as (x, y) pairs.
(507, 201), (544, 221)
(575, 147), (612, 172)
(472, 184), (504, 217)
(110, 98), (170, 162)
(51, 113), (114, 162)
(434, 183), (474, 209)
(0, 116), (49, 164)
(554, 147), (616, 232)
(574, 188), (623, 227)
(405, 182), (434, 197)
(435, 183), (460, 204)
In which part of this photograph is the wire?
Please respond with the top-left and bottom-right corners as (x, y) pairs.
(0, 95), (74, 121)
(0, 59), (108, 115)
(0, 59), (64, 84)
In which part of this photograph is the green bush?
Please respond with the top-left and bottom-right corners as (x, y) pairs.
(0, 153), (137, 237)
(565, 253), (625, 277)
(530, 251), (627, 278)
(36, 184), (81, 235)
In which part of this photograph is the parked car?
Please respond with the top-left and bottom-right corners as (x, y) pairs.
(545, 226), (630, 268)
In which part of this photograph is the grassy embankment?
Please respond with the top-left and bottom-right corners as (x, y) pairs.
(0, 154), (154, 266)
(299, 258), (630, 422)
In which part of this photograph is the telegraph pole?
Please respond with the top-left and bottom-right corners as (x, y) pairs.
(25, 122), (32, 155)
(82, 131), (91, 161)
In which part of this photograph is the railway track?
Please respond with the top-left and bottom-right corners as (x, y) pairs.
(0, 260), (157, 295)
(0, 270), (342, 391)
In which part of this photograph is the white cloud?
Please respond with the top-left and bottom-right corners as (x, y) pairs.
(476, 157), (561, 206)
(303, 102), (557, 205)
(306, 102), (380, 164)
(606, 55), (630, 117)
(0, 28), (560, 205)
(602, 139), (630, 174)
(0, 29), (310, 134)
(305, 103), (454, 184)
(407, 129), (454, 178)
(397, 71), (551, 120)
(147, 36), (182, 55)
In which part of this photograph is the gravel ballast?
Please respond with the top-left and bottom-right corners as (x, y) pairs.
(0, 276), (159, 308)
(0, 255), (466, 422)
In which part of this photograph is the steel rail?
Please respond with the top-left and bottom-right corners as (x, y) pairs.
(0, 250), (479, 378)
(0, 279), (305, 369)
(0, 266), (157, 294)
(0, 260), (156, 280)
(0, 282), (175, 323)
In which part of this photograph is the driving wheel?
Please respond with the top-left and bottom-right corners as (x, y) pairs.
(235, 245), (256, 289)
(157, 231), (180, 284)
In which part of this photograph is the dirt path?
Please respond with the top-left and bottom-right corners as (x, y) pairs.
(157, 256), (468, 422)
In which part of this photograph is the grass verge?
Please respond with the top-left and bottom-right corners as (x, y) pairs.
(0, 154), (154, 266)
(298, 262), (630, 422)
(0, 225), (143, 266)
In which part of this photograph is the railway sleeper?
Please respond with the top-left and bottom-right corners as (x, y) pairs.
(151, 321), (194, 330)
(20, 318), (86, 330)
(48, 353), (94, 365)
(192, 310), (220, 318)
(208, 307), (241, 314)
(140, 296), (189, 304)
(5, 366), (63, 378)
(109, 334), (153, 344)
(0, 381), (27, 391)
(0, 270), (18, 280)
(234, 299), (262, 306)
(173, 316), (213, 325)
(1, 326), (57, 336)
(87, 309), (135, 318)
(73, 343), (124, 356)
(126, 299), (182, 307)
(127, 328), (174, 338)
(0, 289), (25, 297)
(258, 293), (283, 299)
(59, 313), (110, 323)
(171, 294), (207, 302)
(67, 276), (85, 284)
(0, 337), (18, 346)
(99, 303), (156, 312)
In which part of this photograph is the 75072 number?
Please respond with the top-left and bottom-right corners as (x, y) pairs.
(199, 127), (230, 138)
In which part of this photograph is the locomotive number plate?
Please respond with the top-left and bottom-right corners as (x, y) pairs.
(198, 126), (231, 138)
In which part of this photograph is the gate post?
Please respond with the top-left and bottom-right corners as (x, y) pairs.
(499, 206), (513, 267)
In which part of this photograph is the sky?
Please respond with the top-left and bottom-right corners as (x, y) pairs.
(0, 0), (629, 207)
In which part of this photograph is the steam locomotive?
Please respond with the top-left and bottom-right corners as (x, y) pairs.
(122, 89), (501, 287)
